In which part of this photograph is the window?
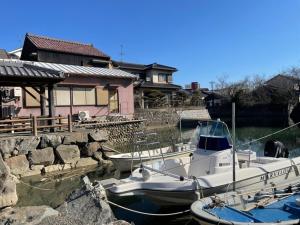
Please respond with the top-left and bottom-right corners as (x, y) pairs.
(24, 87), (40, 107)
(55, 87), (70, 106)
(96, 87), (109, 105)
(73, 87), (96, 105)
(158, 74), (167, 83)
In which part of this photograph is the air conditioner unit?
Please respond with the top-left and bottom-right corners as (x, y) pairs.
(78, 111), (90, 121)
(13, 87), (22, 97)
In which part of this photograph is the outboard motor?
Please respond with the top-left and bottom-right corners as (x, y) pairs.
(264, 140), (289, 158)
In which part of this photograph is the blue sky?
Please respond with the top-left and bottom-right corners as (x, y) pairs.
(1, 0), (300, 88)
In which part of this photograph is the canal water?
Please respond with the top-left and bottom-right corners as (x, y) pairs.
(16, 125), (300, 225)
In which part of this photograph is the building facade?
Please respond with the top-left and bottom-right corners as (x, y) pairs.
(113, 61), (181, 108)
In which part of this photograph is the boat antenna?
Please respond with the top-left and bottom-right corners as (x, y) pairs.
(232, 102), (236, 191)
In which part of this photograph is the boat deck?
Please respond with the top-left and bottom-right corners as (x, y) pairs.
(207, 193), (300, 223)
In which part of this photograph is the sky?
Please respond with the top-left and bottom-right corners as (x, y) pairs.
(1, 0), (300, 88)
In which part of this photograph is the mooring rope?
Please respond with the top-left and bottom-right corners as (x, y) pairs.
(237, 121), (300, 147)
(19, 180), (55, 191)
(106, 199), (190, 216)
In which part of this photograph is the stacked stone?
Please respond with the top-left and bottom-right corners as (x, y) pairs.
(0, 130), (113, 178)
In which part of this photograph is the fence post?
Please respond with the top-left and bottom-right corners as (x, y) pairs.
(68, 114), (72, 133)
(58, 114), (63, 131)
(32, 116), (37, 136)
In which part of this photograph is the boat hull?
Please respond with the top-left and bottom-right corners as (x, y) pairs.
(108, 161), (300, 207)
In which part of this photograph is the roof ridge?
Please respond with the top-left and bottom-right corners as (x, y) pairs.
(26, 33), (93, 47)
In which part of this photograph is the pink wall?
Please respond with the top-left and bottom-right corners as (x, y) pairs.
(16, 74), (134, 118)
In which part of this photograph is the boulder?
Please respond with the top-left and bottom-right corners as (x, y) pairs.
(88, 130), (108, 142)
(40, 134), (62, 148)
(56, 145), (80, 164)
(0, 138), (16, 155)
(62, 135), (77, 145)
(0, 155), (9, 191)
(0, 176), (18, 208)
(5, 155), (29, 175)
(16, 136), (40, 155)
(53, 178), (114, 225)
(29, 147), (55, 166)
(69, 132), (88, 144)
(75, 157), (98, 168)
(0, 205), (58, 225)
(82, 142), (101, 157)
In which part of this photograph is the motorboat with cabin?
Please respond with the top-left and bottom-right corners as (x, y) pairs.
(106, 119), (300, 207)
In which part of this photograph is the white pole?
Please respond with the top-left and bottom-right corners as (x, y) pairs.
(232, 102), (236, 191)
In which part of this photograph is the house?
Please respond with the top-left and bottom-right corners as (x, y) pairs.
(21, 33), (111, 68)
(113, 61), (181, 108)
(0, 49), (10, 59)
(0, 34), (136, 119)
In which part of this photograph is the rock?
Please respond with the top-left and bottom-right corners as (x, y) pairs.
(16, 136), (40, 155)
(0, 155), (9, 191)
(42, 164), (71, 174)
(5, 155), (29, 175)
(69, 132), (88, 144)
(31, 165), (44, 171)
(102, 160), (115, 173)
(74, 157), (98, 168)
(0, 176), (18, 208)
(88, 130), (108, 142)
(12, 150), (19, 156)
(0, 205), (59, 225)
(82, 142), (101, 157)
(20, 169), (42, 177)
(0, 138), (16, 155)
(92, 151), (103, 162)
(40, 134), (62, 148)
(56, 145), (80, 164)
(29, 147), (55, 166)
(3, 153), (10, 160)
(52, 179), (114, 225)
(62, 135), (76, 145)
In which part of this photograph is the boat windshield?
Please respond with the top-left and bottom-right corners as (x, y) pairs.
(190, 120), (233, 150)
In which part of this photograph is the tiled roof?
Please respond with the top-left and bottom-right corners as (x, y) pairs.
(113, 61), (177, 72)
(1, 59), (137, 80)
(145, 63), (177, 71)
(26, 33), (110, 59)
(0, 49), (9, 59)
(138, 81), (181, 89)
(31, 61), (137, 79)
(0, 59), (64, 80)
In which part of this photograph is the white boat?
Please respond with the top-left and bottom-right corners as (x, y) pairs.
(191, 184), (300, 225)
(107, 119), (300, 208)
(108, 144), (194, 172)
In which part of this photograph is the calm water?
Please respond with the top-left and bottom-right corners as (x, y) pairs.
(17, 125), (300, 225)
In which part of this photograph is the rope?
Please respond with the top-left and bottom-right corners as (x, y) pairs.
(107, 199), (190, 216)
(19, 180), (55, 191)
(237, 121), (300, 147)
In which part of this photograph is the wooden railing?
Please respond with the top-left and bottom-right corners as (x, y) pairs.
(0, 114), (72, 136)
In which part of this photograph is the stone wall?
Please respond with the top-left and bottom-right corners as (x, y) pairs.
(0, 119), (144, 178)
(134, 108), (180, 127)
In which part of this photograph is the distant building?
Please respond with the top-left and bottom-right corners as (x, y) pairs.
(113, 61), (181, 108)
